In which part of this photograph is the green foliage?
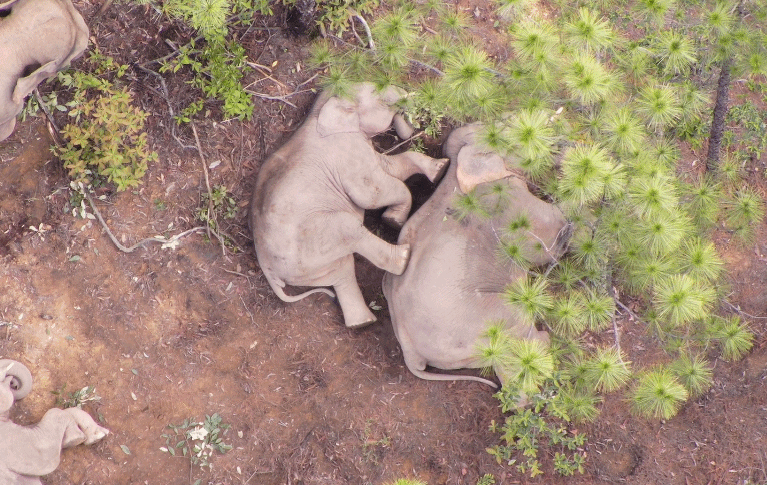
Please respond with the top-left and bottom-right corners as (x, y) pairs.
(161, 413), (233, 479)
(670, 354), (713, 397)
(52, 384), (101, 408)
(487, 379), (588, 478)
(713, 316), (755, 361)
(311, 0), (765, 475)
(157, 0), (273, 121)
(630, 368), (688, 420)
(54, 52), (156, 192)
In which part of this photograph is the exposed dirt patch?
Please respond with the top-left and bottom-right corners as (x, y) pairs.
(1, 2), (767, 485)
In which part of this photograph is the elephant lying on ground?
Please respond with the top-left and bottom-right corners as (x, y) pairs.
(250, 82), (448, 328)
(0, 359), (109, 484)
(383, 123), (571, 387)
(0, 0), (89, 141)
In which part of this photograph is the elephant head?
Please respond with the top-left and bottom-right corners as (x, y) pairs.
(0, 0), (89, 141)
(445, 123), (571, 264)
(315, 83), (414, 139)
(382, 122), (570, 388)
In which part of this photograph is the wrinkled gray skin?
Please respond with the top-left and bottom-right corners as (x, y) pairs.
(0, 0), (89, 141)
(0, 360), (109, 485)
(250, 82), (448, 328)
(383, 123), (571, 387)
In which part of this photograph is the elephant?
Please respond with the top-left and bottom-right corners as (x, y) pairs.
(382, 123), (571, 387)
(0, 359), (109, 485)
(0, 0), (89, 141)
(249, 82), (448, 328)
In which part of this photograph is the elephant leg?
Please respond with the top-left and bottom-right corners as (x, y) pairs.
(332, 255), (377, 328)
(345, 167), (413, 227)
(63, 408), (108, 446)
(380, 151), (449, 183)
(339, 216), (410, 275)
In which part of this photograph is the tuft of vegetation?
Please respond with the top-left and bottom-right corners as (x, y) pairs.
(54, 50), (157, 191)
(160, 413), (233, 484)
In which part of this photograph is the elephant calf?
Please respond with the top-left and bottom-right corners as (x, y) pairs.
(250, 82), (447, 328)
(0, 0), (89, 141)
(0, 360), (109, 484)
(383, 123), (571, 387)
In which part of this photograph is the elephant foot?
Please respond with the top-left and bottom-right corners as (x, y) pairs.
(389, 243), (410, 275)
(425, 157), (449, 184)
(382, 206), (408, 228)
(83, 425), (109, 445)
(345, 311), (378, 329)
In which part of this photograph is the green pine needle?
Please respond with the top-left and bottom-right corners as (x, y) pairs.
(550, 293), (586, 337)
(679, 237), (723, 283)
(627, 173), (679, 219)
(564, 7), (615, 53)
(637, 210), (690, 255)
(602, 107), (647, 155)
(504, 276), (553, 322)
(716, 316), (755, 361)
(724, 187), (766, 235)
(655, 30), (697, 75)
(585, 347), (632, 393)
(653, 274), (716, 328)
(702, 1), (735, 38)
(636, 84), (682, 131)
(670, 354), (713, 398)
(559, 144), (616, 206)
(504, 338), (554, 394)
(563, 53), (615, 105)
(583, 290), (616, 332)
(477, 321), (514, 372)
(556, 386), (602, 423)
(509, 110), (556, 160)
(631, 368), (688, 420)
(453, 190), (490, 221)
(443, 45), (498, 111)
(627, 252), (674, 292)
(636, 0), (676, 27)
(551, 260), (584, 291)
(682, 176), (722, 229)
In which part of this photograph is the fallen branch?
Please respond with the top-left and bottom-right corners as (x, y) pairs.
(85, 191), (205, 252)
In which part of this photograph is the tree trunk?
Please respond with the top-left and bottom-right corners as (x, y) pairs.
(705, 56), (732, 172)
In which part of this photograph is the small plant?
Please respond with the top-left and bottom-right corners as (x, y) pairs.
(195, 184), (238, 233)
(160, 413), (233, 483)
(360, 419), (391, 465)
(487, 379), (588, 478)
(55, 51), (157, 191)
(53, 384), (101, 408)
(630, 367), (689, 420)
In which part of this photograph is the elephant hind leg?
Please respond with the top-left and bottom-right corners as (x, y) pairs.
(333, 255), (377, 328)
(338, 216), (410, 275)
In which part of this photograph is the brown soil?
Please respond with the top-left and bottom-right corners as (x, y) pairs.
(1, 2), (766, 485)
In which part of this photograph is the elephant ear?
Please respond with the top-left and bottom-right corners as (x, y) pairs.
(317, 96), (360, 137)
(455, 144), (515, 194)
(12, 61), (60, 105)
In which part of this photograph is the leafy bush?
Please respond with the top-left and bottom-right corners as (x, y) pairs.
(55, 51), (157, 191)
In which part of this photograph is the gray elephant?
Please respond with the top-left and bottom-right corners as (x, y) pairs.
(382, 123), (571, 387)
(0, 0), (89, 141)
(250, 82), (448, 328)
(0, 359), (109, 484)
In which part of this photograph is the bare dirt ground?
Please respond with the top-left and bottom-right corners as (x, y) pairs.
(1, 2), (766, 485)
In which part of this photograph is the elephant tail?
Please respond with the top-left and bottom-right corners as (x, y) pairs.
(407, 367), (499, 389)
(262, 269), (336, 302)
